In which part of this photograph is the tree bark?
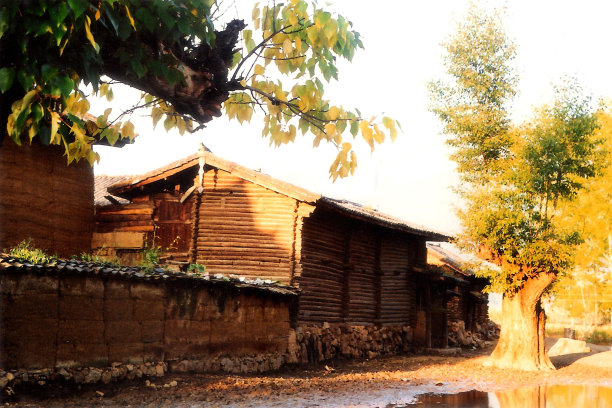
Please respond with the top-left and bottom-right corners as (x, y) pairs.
(485, 272), (556, 371)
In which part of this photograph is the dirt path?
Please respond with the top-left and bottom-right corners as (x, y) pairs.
(4, 341), (612, 407)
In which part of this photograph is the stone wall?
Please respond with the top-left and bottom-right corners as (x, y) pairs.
(0, 269), (294, 372)
(286, 324), (414, 364)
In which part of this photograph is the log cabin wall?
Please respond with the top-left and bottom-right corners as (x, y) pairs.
(193, 168), (298, 284)
(346, 225), (378, 325)
(94, 192), (193, 264)
(379, 232), (418, 326)
(295, 209), (347, 323)
(0, 142), (93, 257)
(297, 208), (424, 327)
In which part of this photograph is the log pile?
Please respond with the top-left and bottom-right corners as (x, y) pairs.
(448, 320), (500, 349)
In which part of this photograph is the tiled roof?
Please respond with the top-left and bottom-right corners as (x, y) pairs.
(0, 255), (299, 298)
(321, 198), (450, 241)
(94, 175), (131, 206)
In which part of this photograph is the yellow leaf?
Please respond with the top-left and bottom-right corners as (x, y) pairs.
(342, 142), (352, 152)
(324, 123), (336, 136)
(328, 106), (339, 120)
(121, 121), (136, 140)
(237, 105), (253, 123)
(177, 118), (186, 135)
(294, 37), (302, 52)
(86, 149), (100, 165)
(125, 5), (136, 30)
(84, 16), (99, 53)
(382, 116), (394, 129)
(390, 125), (398, 142)
(282, 38), (293, 55)
(373, 124), (384, 143)
(254, 64), (265, 76)
(50, 112), (60, 144)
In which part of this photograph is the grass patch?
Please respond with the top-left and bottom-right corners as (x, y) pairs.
(8, 240), (56, 265)
(73, 252), (121, 267)
(547, 323), (612, 345)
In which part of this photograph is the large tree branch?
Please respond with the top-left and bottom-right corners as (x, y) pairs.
(100, 20), (247, 125)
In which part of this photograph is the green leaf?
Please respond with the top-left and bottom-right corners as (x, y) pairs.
(230, 51), (241, 69)
(67, 0), (88, 18)
(0, 67), (15, 93)
(16, 69), (35, 91)
(49, 2), (70, 27)
(38, 126), (51, 146)
(41, 64), (58, 82)
(130, 60), (145, 78)
(57, 75), (74, 97)
(101, 127), (119, 146)
(0, 7), (9, 40)
(135, 7), (156, 32)
(31, 103), (44, 121)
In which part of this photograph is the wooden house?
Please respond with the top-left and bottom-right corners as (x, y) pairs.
(95, 147), (460, 336)
(426, 242), (490, 346)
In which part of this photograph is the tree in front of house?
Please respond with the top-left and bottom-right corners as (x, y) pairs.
(0, 0), (398, 178)
(430, 4), (605, 370)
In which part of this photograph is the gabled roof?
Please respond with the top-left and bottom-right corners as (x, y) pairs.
(108, 149), (320, 203)
(102, 148), (451, 241)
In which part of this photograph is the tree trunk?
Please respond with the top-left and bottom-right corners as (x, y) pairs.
(485, 272), (556, 371)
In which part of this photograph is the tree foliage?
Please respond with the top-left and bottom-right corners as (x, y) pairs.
(429, 6), (517, 183)
(430, 5), (604, 294)
(0, 0), (399, 178)
(551, 109), (612, 323)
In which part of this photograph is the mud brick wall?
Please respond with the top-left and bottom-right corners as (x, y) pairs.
(0, 271), (293, 371)
(0, 142), (94, 257)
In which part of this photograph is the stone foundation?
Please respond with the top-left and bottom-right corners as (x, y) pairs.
(287, 324), (414, 364)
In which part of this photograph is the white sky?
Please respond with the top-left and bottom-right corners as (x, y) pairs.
(93, 0), (612, 236)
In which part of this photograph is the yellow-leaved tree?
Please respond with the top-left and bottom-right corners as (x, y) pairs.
(0, 0), (399, 178)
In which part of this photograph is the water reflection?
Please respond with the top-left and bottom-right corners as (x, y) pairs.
(403, 385), (612, 407)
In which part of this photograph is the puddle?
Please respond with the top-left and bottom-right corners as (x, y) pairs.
(397, 384), (612, 407)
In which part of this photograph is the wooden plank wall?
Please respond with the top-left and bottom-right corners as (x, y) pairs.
(152, 193), (192, 253)
(95, 192), (192, 261)
(297, 208), (424, 327)
(194, 169), (297, 284)
(95, 201), (155, 234)
(0, 142), (93, 257)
